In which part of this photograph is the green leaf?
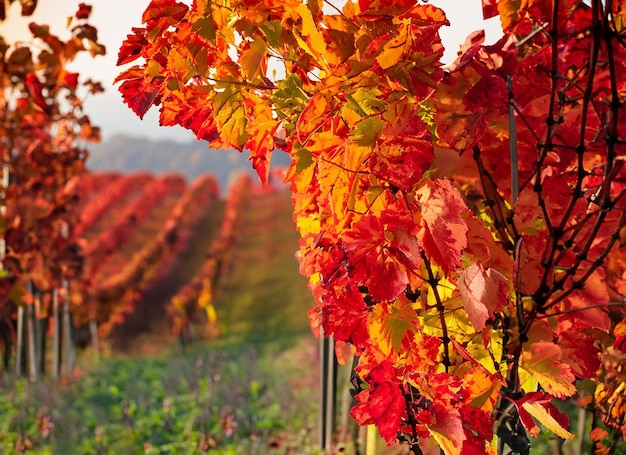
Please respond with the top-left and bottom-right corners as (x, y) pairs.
(350, 117), (386, 146)
(213, 88), (248, 148)
(295, 144), (313, 172)
(346, 88), (386, 116)
(259, 21), (282, 49)
(8, 282), (24, 306)
(192, 16), (216, 41)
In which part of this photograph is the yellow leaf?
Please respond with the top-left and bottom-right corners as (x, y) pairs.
(213, 88), (248, 148)
(166, 48), (195, 83)
(376, 22), (409, 70)
(239, 36), (267, 81)
(497, 0), (522, 33)
(198, 278), (213, 308)
(521, 401), (575, 440)
(369, 298), (420, 355)
(294, 4), (329, 71)
(205, 303), (217, 324)
(614, 5), (626, 35)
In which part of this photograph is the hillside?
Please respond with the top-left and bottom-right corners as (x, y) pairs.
(86, 133), (292, 190)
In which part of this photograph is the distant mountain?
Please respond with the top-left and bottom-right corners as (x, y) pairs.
(85, 133), (292, 191)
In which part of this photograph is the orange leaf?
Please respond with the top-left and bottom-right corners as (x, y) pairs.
(520, 341), (576, 398)
(239, 36), (267, 81)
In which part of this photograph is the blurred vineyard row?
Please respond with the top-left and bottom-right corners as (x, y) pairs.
(0, 170), (253, 382)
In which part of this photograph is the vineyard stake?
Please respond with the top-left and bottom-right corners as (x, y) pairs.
(52, 289), (60, 379)
(15, 305), (23, 378)
(26, 283), (37, 381)
(62, 279), (72, 375)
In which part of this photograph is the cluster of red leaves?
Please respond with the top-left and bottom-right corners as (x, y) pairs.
(117, 0), (626, 452)
(0, 4), (104, 318)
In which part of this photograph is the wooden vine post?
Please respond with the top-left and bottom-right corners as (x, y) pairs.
(51, 288), (60, 379)
(319, 331), (337, 452)
(0, 163), (7, 385)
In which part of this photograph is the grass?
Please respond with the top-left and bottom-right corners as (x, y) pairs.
(0, 341), (318, 454)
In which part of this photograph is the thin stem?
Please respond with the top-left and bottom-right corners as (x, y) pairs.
(507, 75), (519, 204)
(420, 251), (450, 372)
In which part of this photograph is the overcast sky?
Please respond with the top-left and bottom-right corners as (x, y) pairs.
(0, 0), (502, 144)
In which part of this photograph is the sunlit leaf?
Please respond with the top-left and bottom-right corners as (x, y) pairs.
(520, 342), (577, 398)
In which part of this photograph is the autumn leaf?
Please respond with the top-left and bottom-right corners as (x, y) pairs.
(350, 360), (405, 445)
(75, 3), (91, 19)
(482, 0), (499, 20)
(114, 67), (162, 119)
(427, 408), (466, 455)
(343, 201), (421, 301)
(239, 36), (267, 81)
(351, 116), (386, 146)
(142, 0), (187, 24)
(358, 0), (415, 17)
(497, 0), (522, 32)
(25, 73), (49, 114)
(369, 297), (420, 355)
(558, 330), (600, 379)
(416, 179), (469, 275)
(292, 3), (328, 71)
(613, 0), (626, 34)
(459, 262), (508, 332)
(514, 392), (574, 439)
(376, 23), (409, 70)
(520, 341), (577, 398)
(212, 87), (248, 148)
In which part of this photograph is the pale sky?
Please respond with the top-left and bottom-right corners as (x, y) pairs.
(0, 0), (502, 144)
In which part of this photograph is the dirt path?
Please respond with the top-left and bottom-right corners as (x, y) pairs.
(108, 197), (225, 354)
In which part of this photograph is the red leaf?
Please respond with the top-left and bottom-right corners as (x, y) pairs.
(558, 330), (600, 379)
(350, 360), (405, 445)
(20, 0), (37, 16)
(159, 86), (219, 142)
(370, 141), (434, 192)
(560, 270), (611, 332)
(25, 73), (49, 114)
(75, 3), (91, 20)
(416, 179), (469, 274)
(308, 282), (370, 348)
(358, 0), (415, 17)
(459, 262), (508, 331)
(343, 201), (421, 301)
(482, 0), (499, 20)
(59, 71), (79, 90)
(142, 0), (188, 24)
(117, 28), (148, 66)
(114, 67), (162, 119)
